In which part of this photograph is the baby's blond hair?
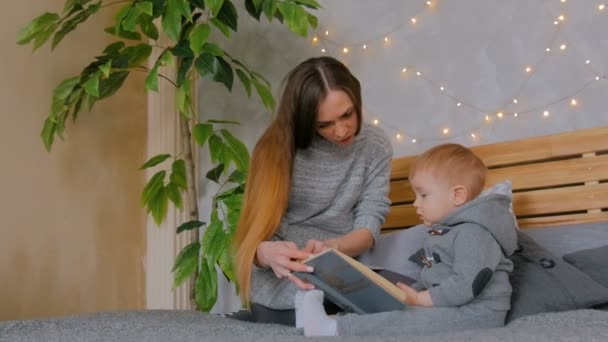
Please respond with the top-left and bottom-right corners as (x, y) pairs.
(409, 143), (487, 200)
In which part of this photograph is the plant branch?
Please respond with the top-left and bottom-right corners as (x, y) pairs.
(101, 0), (132, 9)
(135, 65), (179, 88)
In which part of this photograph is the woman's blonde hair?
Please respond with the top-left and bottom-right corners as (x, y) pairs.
(232, 57), (362, 305)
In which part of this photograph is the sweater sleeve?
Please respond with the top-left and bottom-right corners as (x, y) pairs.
(429, 226), (504, 307)
(352, 131), (392, 241)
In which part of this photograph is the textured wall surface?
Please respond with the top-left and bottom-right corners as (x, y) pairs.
(198, 0), (607, 311)
(0, 1), (147, 320)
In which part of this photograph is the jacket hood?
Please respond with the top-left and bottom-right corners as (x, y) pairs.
(439, 193), (518, 256)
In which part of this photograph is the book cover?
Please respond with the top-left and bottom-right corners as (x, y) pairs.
(293, 248), (412, 314)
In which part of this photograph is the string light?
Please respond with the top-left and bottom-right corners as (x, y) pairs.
(312, 2), (607, 145)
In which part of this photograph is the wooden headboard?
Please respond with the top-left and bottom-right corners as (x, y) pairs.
(384, 126), (608, 232)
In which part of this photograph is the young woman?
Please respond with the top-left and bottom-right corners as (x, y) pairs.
(232, 56), (393, 322)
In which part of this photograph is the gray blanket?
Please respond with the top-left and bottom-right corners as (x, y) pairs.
(1, 309), (607, 342)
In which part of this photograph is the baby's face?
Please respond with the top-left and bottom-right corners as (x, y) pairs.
(410, 172), (458, 226)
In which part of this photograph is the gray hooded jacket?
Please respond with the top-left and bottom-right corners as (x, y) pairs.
(416, 193), (518, 310)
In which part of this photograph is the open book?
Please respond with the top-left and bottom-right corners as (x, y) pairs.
(293, 248), (414, 314)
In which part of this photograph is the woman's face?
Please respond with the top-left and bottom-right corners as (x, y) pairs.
(315, 90), (358, 145)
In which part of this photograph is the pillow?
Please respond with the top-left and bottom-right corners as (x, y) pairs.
(480, 179), (519, 229)
(563, 245), (608, 288)
(506, 231), (608, 323)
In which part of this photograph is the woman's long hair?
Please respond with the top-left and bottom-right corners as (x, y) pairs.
(232, 56), (362, 305)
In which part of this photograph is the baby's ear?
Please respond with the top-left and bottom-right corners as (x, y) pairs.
(452, 185), (468, 206)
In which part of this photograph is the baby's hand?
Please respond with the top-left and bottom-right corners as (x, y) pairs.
(397, 283), (434, 307)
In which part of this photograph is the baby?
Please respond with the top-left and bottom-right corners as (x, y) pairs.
(296, 143), (518, 336)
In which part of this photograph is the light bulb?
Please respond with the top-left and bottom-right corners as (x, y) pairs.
(471, 133), (477, 138)
(321, 48), (326, 53)
(513, 113), (519, 117)
(558, 15), (565, 21)
(411, 139), (417, 143)
(485, 115), (491, 122)
(554, 20), (559, 25)
(396, 133), (402, 140)
(599, 4), (605, 11)
(443, 128), (450, 135)
(560, 44), (567, 50)
(585, 60), (591, 64)
(543, 110), (550, 117)
(546, 47), (551, 52)
(440, 86), (444, 91)
(384, 37), (389, 43)
(457, 102), (462, 107)
(416, 71), (422, 76)
(402, 67), (407, 73)
(497, 112), (504, 118)
(325, 30), (329, 36)
(525, 66), (532, 73)
(570, 98), (577, 106)
(426, 1), (433, 5)
(596, 76), (601, 80)
(411, 17), (417, 24)
(513, 98), (518, 104)
(312, 37), (318, 43)
(362, 44), (367, 50)
(373, 119), (379, 125)
(343, 47), (349, 54)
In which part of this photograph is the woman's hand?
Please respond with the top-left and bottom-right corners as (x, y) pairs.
(396, 283), (433, 307)
(303, 239), (339, 255)
(256, 241), (315, 290)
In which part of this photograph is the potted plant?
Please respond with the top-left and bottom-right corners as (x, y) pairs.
(17, 0), (321, 311)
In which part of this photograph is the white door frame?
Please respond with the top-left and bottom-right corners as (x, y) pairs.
(145, 41), (197, 310)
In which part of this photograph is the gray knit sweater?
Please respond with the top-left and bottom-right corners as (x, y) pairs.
(250, 123), (393, 309)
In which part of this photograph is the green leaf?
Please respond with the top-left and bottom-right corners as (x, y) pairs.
(176, 220), (205, 234)
(99, 60), (112, 78)
(192, 123), (214, 147)
(175, 78), (191, 117)
(170, 159), (187, 189)
(139, 15), (159, 40)
(262, 0), (277, 21)
(195, 257), (218, 311)
(172, 241), (200, 288)
(159, 50), (174, 66)
(52, 2), (102, 49)
(99, 71), (129, 99)
(175, 0), (192, 20)
(17, 12), (60, 45)
(189, 23), (211, 56)
(162, 0), (182, 41)
(114, 3), (132, 34)
(104, 25), (142, 40)
(208, 135), (226, 164)
(218, 246), (237, 286)
(145, 67), (159, 91)
(235, 69), (251, 97)
(83, 73), (100, 97)
(122, 43), (153, 67)
(244, 0), (262, 20)
(135, 1), (154, 16)
(31, 23), (59, 51)
(201, 43), (224, 56)
(140, 153), (171, 169)
(209, 18), (230, 37)
(149, 186), (169, 225)
(141, 170), (166, 206)
(205, 0), (225, 15)
(202, 211), (226, 262)
(206, 163), (225, 183)
(252, 0), (264, 11)
(166, 182), (183, 209)
(194, 53), (218, 79)
(41, 118), (57, 152)
(228, 170), (245, 184)
(277, 1), (309, 36)
(213, 56), (234, 91)
(215, 0), (238, 32)
(103, 41), (126, 55)
(293, 0), (322, 9)
(251, 76), (275, 111)
(307, 13), (318, 29)
(221, 129), (250, 172)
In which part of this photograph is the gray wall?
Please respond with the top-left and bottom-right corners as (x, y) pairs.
(199, 0), (607, 312)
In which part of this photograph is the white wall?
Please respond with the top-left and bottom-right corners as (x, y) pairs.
(198, 0), (608, 311)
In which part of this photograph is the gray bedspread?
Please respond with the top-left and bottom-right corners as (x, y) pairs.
(1, 309), (607, 342)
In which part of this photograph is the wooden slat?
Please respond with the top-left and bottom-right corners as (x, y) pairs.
(383, 204), (419, 229)
(486, 154), (608, 191)
(390, 155), (416, 180)
(512, 183), (608, 216)
(389, 180), (415, 203)
(518, 212), (608, 228)
(472, 126), (608, 168)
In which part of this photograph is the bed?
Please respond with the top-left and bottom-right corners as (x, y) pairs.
(2, 126), (608, 341)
